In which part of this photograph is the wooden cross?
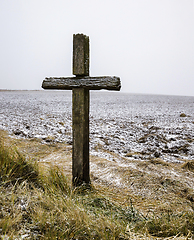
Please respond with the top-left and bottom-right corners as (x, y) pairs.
(42, 33), (121, 186)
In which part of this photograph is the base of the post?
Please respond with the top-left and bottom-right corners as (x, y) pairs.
(72, 178), (91, 187)
(72, 88), (90, 186)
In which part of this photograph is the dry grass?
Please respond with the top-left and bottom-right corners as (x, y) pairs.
(0, 129), (194, 239)
(0, 131), (141, 239)
(182, 160), (194, 172)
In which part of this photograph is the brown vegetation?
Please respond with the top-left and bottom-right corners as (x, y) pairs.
(0, 129), (194, 239)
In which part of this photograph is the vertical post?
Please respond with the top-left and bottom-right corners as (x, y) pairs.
(72, 88), (90, 185)
(73, 34), (89, 76)
(72, 33), (90, 186)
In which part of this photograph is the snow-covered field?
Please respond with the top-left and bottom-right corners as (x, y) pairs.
(0, 90), (193, 163)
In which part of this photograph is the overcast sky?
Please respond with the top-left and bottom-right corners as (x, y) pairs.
(0, 0), (194, 96)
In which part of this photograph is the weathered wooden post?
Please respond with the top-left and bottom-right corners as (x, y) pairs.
(72, 34), (90, 185)
(42, 33), (121, 186)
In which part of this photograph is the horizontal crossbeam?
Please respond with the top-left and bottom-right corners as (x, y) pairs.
(42, 76), (121, 91)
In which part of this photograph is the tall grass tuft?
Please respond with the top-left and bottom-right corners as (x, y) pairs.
(134, 211), (194, 238)
(182, 160), (194, 172)
(42, 166), (71, 196)
(0, 138), (39, 186)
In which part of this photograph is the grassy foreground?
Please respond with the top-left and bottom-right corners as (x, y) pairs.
(0, 131), (194, 239)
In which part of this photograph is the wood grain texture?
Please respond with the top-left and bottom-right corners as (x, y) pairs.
(42, 76), (121, 91)
(72, 88), (90, 185)
(73, 34), (89, 76)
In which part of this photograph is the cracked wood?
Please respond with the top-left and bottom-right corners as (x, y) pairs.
(42, 76), (121, 91)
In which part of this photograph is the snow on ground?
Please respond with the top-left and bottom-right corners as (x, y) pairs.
(1, 91), (193, 164)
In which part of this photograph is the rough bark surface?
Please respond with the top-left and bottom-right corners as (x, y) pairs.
(72, 88), (90, 185)
(73, 34), (89, 76)
(42, 76), (121, 91)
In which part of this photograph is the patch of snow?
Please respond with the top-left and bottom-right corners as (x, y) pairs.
(0, 91), (194, 165)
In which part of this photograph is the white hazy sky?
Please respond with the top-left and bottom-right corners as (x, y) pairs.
(0, 0), (194, 96)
